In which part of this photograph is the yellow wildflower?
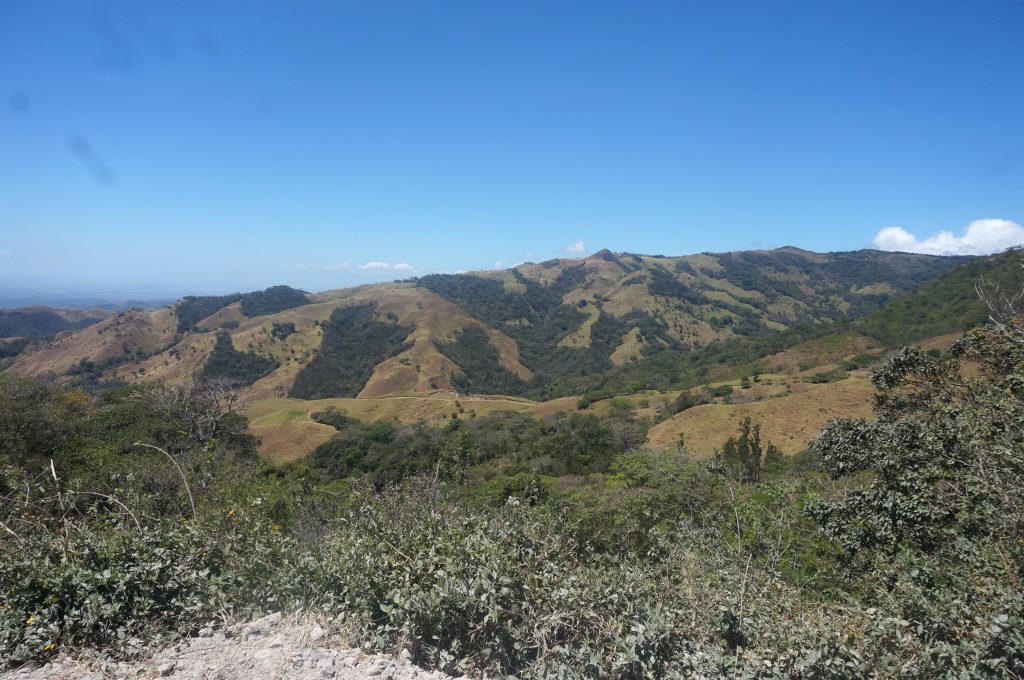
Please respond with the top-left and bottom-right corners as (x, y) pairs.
(25, 615), (35, 625)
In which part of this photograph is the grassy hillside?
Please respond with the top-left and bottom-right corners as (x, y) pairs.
(416, 247), (964, 397)
(856, 247), (1024, 345)
(2, 247), (970, 402)
(288, 303), (414, 399)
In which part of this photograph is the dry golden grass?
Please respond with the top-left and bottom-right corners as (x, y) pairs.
(8, 307), (178, 378)
(609, 327), (645, 366)
(647, 376), (875, 456)
(557, 303), (600, 349)
(196, 302), (244, 330)
(245, 393), (538, 462)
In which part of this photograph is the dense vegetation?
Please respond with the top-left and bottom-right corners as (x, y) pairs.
(420, 272), (679, 397)
(436, 326), (528, 394)
(289, 303), (413, 399)
(0, 338), (31, 359)
(200, 331), (280, 384)
(238, 285), (309, 318)
(705, 249), (970, 320)
(2, 287), (1023, 675)
(270, 321), (296, 340)
(416, 250), (969, 399)
(175, 286), (309, 333)
(309, 407), (646, 488)
(856, 247), (1024, 345)
(175, 294), (243, 332)
(0, 309), (104, 339)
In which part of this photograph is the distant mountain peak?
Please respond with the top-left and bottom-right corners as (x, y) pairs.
(586, 248), (617, 262)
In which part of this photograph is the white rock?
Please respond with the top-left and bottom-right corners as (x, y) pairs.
(309, 624), (326, 642)
(156, 662), (175, 676)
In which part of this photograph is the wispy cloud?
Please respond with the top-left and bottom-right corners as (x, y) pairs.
(872, 219), (1024, 256)
(563, 240), (586, 254)
(294, 262), (351, 270)
(493, 260), (504, 269)
(0, 247), (8, 255)
(357, 261), (415, 271)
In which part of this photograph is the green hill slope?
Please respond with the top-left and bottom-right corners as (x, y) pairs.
(3, 247), (970, 400)
(856, 248), (1024, 346)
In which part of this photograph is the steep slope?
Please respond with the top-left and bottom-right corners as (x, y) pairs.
(7, 307), (177, 378)
(416, 248), (966, 396)
(855, 247), (1024, 345)
(3, 248), (968, 400)
(0, 307), (109, 339)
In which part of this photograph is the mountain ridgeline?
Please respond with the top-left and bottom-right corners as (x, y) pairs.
(2, 248), (999, 399)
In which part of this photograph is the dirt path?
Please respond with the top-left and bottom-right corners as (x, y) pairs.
(2, 614), (452, 680)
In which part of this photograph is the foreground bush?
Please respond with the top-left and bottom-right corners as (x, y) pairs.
(0, 483), (312, 664)
(2, 304), (1023, 676)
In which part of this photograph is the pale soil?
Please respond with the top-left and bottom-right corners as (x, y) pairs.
(2, 613), (453, 680)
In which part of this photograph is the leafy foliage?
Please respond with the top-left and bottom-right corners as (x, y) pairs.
(270, 321), (296, 340)
(175, 286), (309, 333)
(289, 304), (413, 399)
(175, 294), (243, 333)
(436, 326), (527, 394)
(201, 331), (280, 385)
(856, 248), (1024, 345)
(5, 270), (1024, 677)
(719, 416), (782, 482)
(239, 285), (309, 317)
(310, 409), (647, 487)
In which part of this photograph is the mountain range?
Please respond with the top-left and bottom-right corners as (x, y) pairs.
(2, 247), (973, 401)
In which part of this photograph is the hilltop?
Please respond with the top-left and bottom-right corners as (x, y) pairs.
(2, 247), (968, 402)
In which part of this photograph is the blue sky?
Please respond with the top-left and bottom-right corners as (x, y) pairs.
(1, 1), (1022, 293)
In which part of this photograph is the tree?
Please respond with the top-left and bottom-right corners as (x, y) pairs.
(134, 379), (251, 453)
(720, 417), (777, 482)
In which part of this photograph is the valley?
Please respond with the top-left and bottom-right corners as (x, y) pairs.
(1, 246), (1009, 468)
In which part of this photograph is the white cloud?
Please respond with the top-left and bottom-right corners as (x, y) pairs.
(295, 262), (351, 270)
(493, 260), (504, 269)
(564, 240), (586, 254)
(357, 261), (414, 271)
(872, 219), (1024, 256)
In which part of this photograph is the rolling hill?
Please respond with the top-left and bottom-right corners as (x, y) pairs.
(7, 246), (1021, 462)
(0, 307), (110, 339)
(3, 248), (972, 400)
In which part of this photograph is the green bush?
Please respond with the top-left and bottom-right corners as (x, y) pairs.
(0, 485), (311, 664)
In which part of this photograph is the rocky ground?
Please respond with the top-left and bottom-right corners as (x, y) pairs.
(1, 613), (454, 680)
